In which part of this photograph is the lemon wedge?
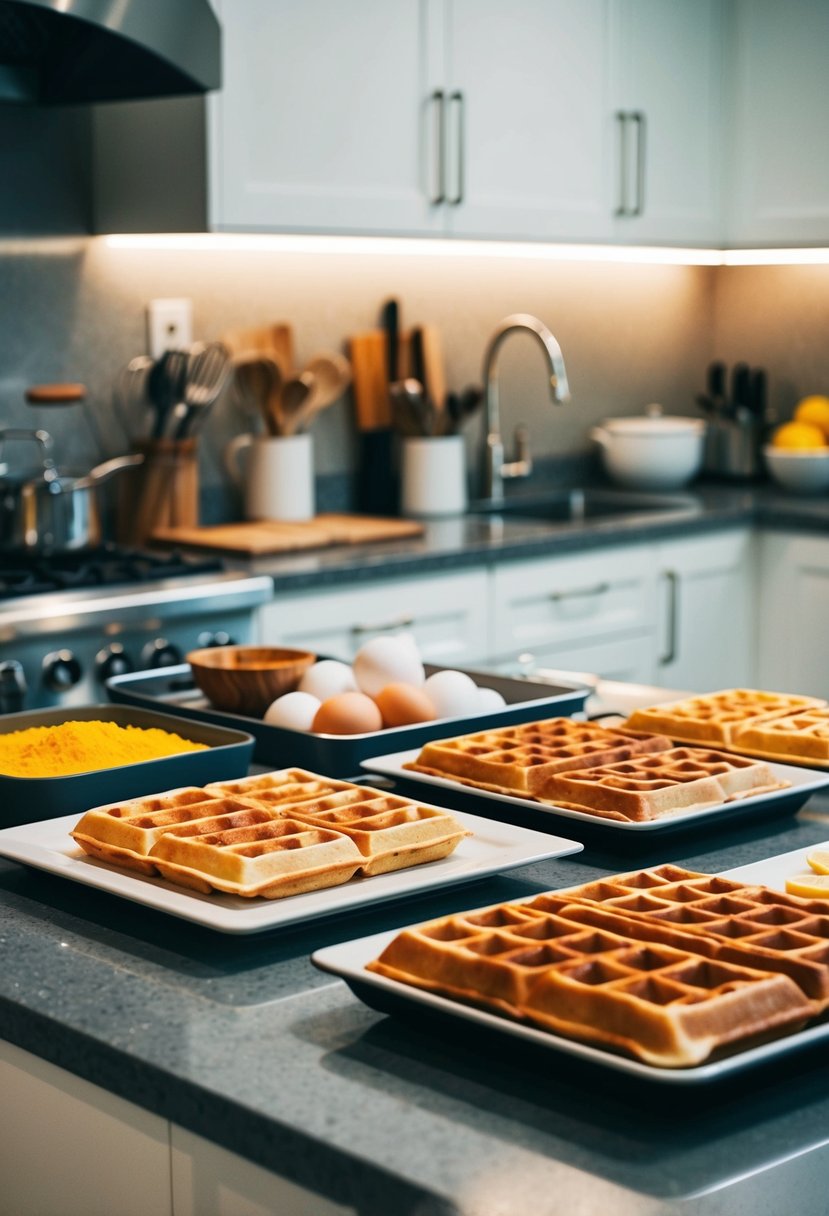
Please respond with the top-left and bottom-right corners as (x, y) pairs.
(786, 873), (829, 899)
(806, 850), (829, 876)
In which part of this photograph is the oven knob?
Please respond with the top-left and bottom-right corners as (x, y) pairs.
(0, 660), (27, 713)
(96, 644), (134, 683)
(42, 649), (82, 692)
(196, 631), (235, 649)
(140, 638), (183, 669)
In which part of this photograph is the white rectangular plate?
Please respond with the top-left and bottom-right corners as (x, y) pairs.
(361, 748), (829, 832)
(0, 806), (582, 935)
(313, 844), (829, 1084)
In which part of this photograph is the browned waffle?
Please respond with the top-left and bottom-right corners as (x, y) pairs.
(405, 717), (672, 799)
(368, 864), (827, 1067)
(539, 747), (786, 822)
(71, 769), (467, 896)
(730, 707), (829, 765)
(625, 689), (826, 752)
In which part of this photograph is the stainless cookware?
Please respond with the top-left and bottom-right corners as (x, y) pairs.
(0, 428), (142, 551)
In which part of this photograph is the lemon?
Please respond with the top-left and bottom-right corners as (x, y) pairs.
(785, 873), (829, 899)
(794, 395), (829, 441)
(806, 850), (829, 876)
(771, 421), (827, 450)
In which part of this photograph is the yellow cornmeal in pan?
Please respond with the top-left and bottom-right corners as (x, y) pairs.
(0, 720), (207, 778)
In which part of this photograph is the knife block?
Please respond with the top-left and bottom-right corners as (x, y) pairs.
(116, 438), (198, 546)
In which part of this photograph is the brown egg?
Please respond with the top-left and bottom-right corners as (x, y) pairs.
(312, 691), (383, 735)
(374, 682), (437, 728)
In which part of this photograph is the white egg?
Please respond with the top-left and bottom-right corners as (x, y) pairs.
(478, 686), (507, 712)
(352, 634), (425, 698)
(263, 690), (320, 731)
(298, 659), (357, 700)
(423, 670), (481, 719)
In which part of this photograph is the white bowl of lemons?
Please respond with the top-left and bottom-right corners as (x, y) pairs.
(764, 396), (829, 494)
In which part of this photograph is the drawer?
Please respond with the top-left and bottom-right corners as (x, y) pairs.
(491, 546), (658, 657)
(499, 633), (657, 689)
(258, 569), (490, 666)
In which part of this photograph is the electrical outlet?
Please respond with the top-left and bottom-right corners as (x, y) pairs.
(146, 298), (193, 358)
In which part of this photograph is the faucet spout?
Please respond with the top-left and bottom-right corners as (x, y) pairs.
(481, 313), (570, 502)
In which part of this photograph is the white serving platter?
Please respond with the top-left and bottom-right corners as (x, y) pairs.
(0, 806), (582, 935)
(361, 748), (829, 833)
(312, 844), (829, 1085)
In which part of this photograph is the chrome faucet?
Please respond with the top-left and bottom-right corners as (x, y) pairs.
(481, 313), (570, 501)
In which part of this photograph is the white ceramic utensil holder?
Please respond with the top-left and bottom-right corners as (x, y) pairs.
(401, 434), (467, 518)
(224, 432), (315, 521)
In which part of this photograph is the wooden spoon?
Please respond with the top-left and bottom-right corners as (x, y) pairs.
(232, 355), (284, 435)
(279, 371), (316, 435)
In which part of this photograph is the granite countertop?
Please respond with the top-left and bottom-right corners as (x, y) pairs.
(3, 682), (829, 1215)
(223, 482), (829, 592)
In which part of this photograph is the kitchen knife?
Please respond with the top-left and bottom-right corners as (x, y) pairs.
(706, 362), (727, 414)
(731, 362), (751, 419)
(381, 299), (399, 384)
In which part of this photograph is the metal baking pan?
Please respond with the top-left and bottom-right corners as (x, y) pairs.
(106, 662), (591, 778)
(0, 704), (254, 827)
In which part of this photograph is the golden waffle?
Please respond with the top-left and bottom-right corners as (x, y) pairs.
(405, 717), (672, 799)
(625, 688), (826, 751)
(729, 707), (829, 765)
(539, 747), (785, 822)
(71, 769), (467, 896)
(368, 864), (827, 1067)
(149, 817), (363, 898)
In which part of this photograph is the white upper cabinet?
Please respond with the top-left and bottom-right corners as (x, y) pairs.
(443, 0), (612, 241)
(726, 0), (829, 246)
(209, 0), (443, 235)
(609, 0), (723, 245)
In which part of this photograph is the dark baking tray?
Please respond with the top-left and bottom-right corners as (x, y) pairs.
(0, 704), (254, 827)
(106, 662), (590, 778)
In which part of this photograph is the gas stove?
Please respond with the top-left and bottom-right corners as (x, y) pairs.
(0, 544), (273, 712)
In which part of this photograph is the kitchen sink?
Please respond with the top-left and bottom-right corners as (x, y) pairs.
(467, 486), (702, 525)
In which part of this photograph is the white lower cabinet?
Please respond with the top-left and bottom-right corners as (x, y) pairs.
(654, 529), (755, 693)
(257, 569), (490, 667)
(489, 543), (659, 677)
(757, 532), (829, 698)
(170, 1125), (354, 1216)
(0, 1039), (172, 1216)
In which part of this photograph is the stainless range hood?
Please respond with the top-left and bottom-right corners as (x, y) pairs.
(0, 0), (221, 104)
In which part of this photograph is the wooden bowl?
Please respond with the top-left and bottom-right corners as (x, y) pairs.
(187, 646), (316, 717)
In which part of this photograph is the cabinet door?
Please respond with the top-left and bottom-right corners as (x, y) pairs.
(490, 544), (657, 661)
(727, 0), (829, 245)
(655, 529), (754, 692)
(209, 0), (444, 235)
(610, 0), (723, 244)
(444, 0), (612, 241)
(258, 570), (490, 666)
(757, 533), (829, 698)
(515, 634), (656, 688)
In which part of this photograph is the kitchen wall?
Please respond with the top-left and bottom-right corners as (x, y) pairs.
(4, 240), (829, 524)
(0, 237), (714, 520)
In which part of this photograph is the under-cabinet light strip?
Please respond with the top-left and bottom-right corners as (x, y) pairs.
(100, 233), (829, 266)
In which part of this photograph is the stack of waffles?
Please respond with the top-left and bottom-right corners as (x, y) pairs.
(71, 769), (467, 899)
(404, 717), (788, 822)
(625, 689), (829, 767)
(368, 864), (829, 1067)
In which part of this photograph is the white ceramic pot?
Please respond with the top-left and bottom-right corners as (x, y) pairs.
(590, 411), (705, 491)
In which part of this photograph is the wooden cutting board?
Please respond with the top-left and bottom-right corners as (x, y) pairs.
(152, 513), (425, 555)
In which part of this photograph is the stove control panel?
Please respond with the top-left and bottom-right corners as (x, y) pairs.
(42, 650), (83, 692)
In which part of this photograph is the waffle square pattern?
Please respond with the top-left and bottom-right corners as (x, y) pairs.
(404, 717), (788, 821)
(625, 688), (829, 766)
(71, 769), (467, 899)
(368, 864), (829, 1067)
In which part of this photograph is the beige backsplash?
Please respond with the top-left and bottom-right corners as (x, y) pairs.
(1, 238), (827, 509)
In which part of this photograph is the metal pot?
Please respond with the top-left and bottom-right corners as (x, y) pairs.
(0, 428), (143, 551)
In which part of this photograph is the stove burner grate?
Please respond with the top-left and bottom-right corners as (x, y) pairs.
(0, 545), (225, 601)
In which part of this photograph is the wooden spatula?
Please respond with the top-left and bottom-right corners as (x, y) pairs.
(349, 331), (392, 430)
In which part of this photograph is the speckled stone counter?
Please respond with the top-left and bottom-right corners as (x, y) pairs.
(222, 482), (829, 593)
(3, 753), (829, 1213)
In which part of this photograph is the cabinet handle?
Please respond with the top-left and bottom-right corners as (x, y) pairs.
(659, 569), (679, 666)
(351, 615), (416, 637)
(631, 110), (646, 217)
(614, 111), (629, 217)
(447, 90), (465, 205)
(429, 89), (446, 205)
(549, 581), (610, 603)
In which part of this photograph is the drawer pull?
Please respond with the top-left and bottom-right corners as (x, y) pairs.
(351, 615), (416, 637)
(659, 569), (679, 666)
(549, 581), (610, 603)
